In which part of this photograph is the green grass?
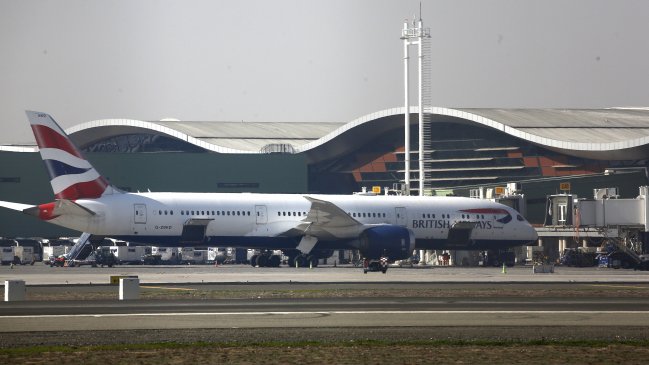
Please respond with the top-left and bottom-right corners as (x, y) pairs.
(3, 338), (649, 355)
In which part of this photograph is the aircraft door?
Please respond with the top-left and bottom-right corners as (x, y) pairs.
(395, 207), (407, 227)
(134, 204), (147, 224)
(255, 205), (267, 224)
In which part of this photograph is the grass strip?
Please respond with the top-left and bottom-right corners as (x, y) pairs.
(3, 338), (649, 356)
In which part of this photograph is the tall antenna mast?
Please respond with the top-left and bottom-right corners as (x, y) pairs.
(401, 10), (430, 196)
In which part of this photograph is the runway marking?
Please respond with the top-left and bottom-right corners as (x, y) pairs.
(3, 310), (649, 319)
(588, 284), (649, 290)
(140, 286), (197, 291)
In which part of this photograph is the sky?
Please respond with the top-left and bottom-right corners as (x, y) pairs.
(1, 0), (649, 144)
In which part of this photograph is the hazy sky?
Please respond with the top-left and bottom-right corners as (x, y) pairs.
(1, 0), (648, 144)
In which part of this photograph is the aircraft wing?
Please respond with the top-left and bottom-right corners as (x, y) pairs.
(0, 201), (35, 212)
(303, 196), (360, 228)
(279, 196), (363, 241)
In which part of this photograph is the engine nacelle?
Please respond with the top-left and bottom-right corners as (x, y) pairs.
(358, 225), (415, 260)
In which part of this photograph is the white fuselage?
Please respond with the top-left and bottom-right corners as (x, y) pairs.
(48, 192), (538, 251)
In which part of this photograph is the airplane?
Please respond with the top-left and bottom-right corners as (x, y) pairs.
(0, 111), (538, 272)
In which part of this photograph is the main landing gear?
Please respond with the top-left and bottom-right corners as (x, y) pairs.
(250, 251), (282, 268)
(287, 253), (318, 268)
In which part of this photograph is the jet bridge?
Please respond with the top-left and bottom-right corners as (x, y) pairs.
(536, 186), (649, 264)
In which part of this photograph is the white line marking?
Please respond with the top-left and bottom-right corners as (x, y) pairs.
(3, 310), (649, 319)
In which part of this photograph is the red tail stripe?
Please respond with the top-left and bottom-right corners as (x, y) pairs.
(31, 124), (83, 158)
(37, 202), (58, 221)
(56, 179), (108, 200)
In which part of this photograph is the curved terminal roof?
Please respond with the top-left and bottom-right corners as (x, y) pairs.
(66, 119), (344, 154)
(5, 107), (649, 161)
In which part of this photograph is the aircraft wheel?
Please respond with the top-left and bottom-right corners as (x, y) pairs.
(250, 254), (259, 267)
(296, 255), (308, 268)
(269, 255), (281, 267)
(307, 256), (319, 268)
(256, 254), (268, 267)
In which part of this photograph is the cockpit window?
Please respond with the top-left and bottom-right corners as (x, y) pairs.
(517, 214), (525, 221)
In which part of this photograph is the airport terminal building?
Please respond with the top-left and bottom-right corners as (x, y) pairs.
(2, 106), (649, 237)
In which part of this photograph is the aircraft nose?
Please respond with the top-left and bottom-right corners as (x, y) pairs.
(525, 222), (538, 243)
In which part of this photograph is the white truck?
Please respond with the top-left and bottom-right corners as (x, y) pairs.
(109, 246), (146, 264)
(1, 247), (15, 265)
(181, 247), (207, 264)
(12, 246), (35, 265)
(43, 245), (70, 261)
(207, 247), (227, 264)
(152, 247), (182, 264)
(0, 238), (18, 265)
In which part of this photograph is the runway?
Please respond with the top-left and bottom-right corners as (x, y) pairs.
(2, 265), (649, 346)
(2, 263), (649, 284)
(3, 296), (649, 332)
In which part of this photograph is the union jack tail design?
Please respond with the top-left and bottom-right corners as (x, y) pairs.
(26, 111), (115, 200)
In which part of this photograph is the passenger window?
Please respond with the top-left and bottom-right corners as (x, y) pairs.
(227, 211), (230, 216)
(181, 211), (184, 216)
(170, 211), (173, 215)
(278, 212), (281, 216)
(159, 210), (162, 215)
(237, 211), (240, 216)
(212, 211), (215, 215)
(191, 211), (195, 215)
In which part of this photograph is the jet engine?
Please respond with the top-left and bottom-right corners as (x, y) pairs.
(358, 225), (415, 260)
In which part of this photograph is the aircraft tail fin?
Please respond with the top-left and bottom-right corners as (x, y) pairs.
(26, 111), (118, 200)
